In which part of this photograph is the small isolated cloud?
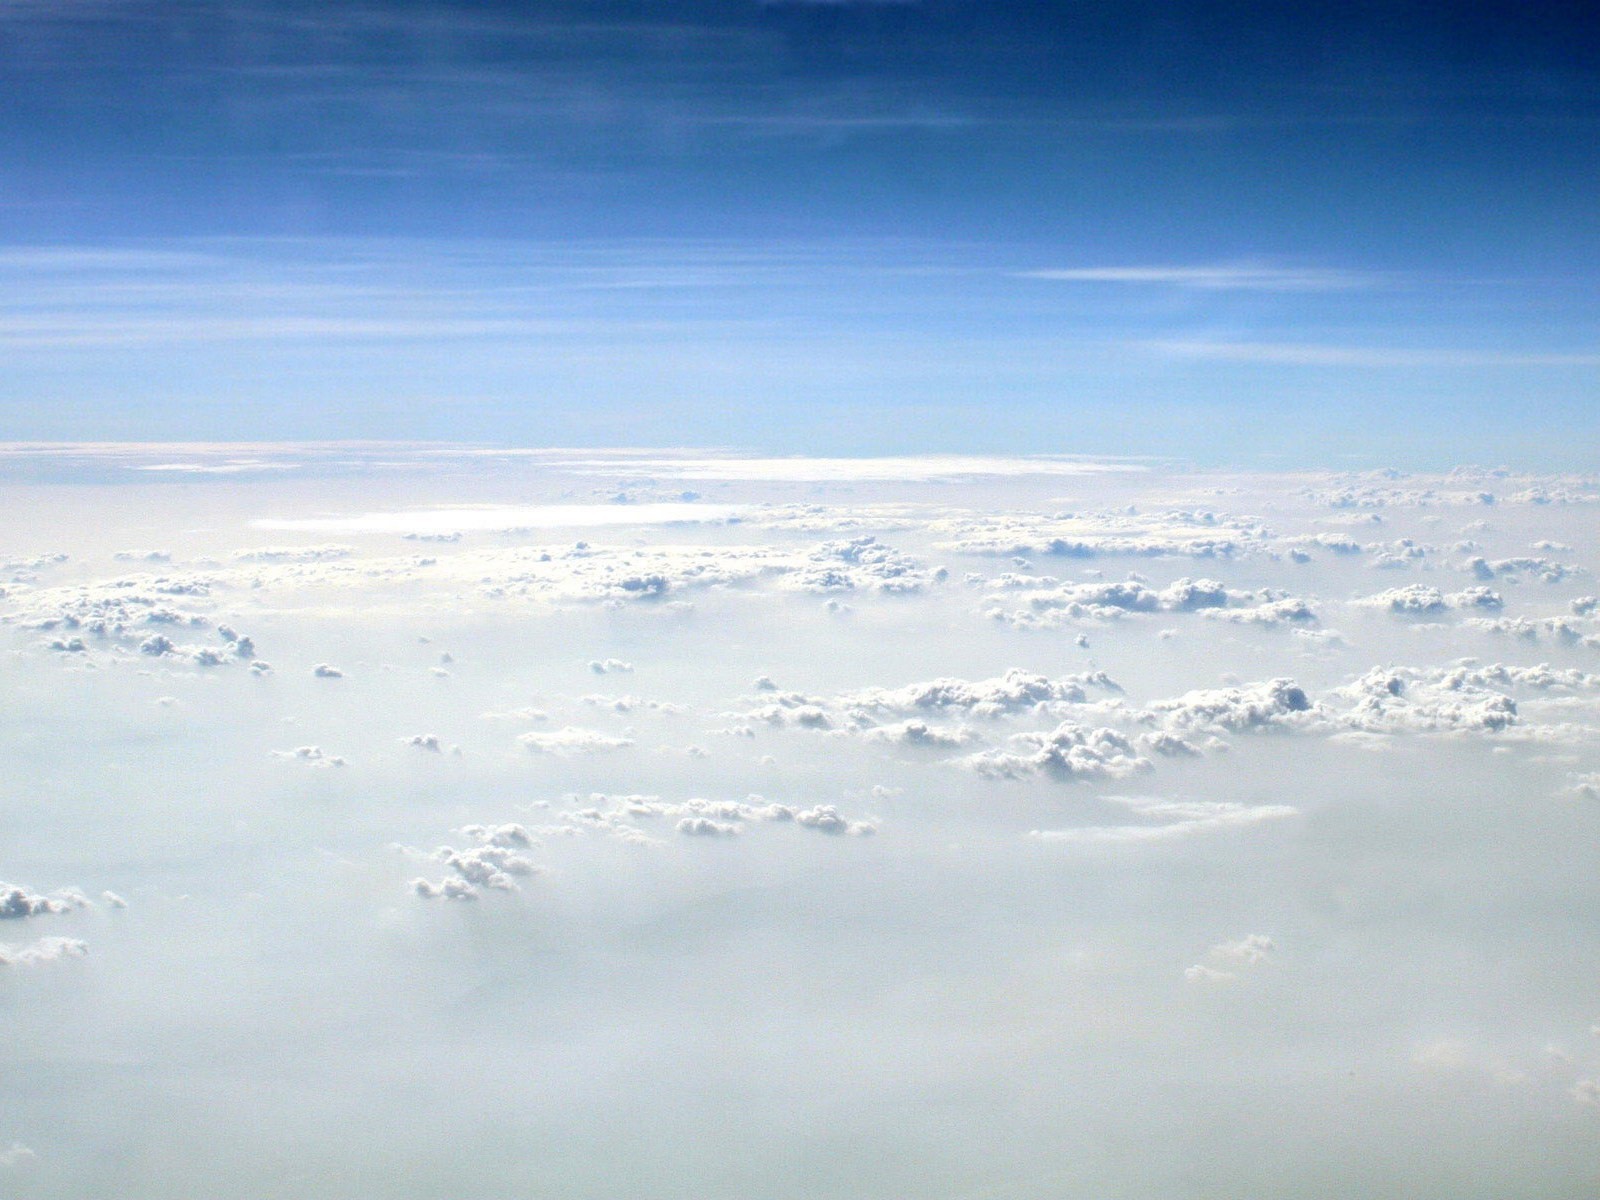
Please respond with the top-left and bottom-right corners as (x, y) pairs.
(233, 545), (355, 563)
(1184, 933), (1275, 983)
(273, 745), (347, 767)
(964, 723), (1151, 782)
(794, 804), (875, 836)
(1030, 797), (1295, 844)
(0, 936), (88, 966)
(1211, 933), (1275, 964)
(0, 882), (92, 920)
(408, 824), (544, 900)
(312, 663), (344, 678)
(0, 1142), (36, 1168)
(588, 658), (633, 674)
(519, 727), (635, 756)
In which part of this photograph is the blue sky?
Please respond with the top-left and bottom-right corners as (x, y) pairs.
(3, 1), (1597, 464)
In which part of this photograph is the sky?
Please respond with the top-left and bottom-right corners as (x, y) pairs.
(2, 0), (1597, 462)
(7, 11), (1600, 1196)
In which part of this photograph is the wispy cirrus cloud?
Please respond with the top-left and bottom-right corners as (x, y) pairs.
(1147, 340), (1600, 367)
(1016, 264), (1379, 291)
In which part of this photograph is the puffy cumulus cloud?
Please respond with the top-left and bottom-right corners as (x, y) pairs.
(519, 726), (635, 756)
(0, 1142), (36, 1169)
(1446, 662), (1600, 693)
(1184, 933), (1276, 984)
(0, 936), (88, 966)
(403, 732), (460, 752)
(794, 805), (875, 836)
(736, 691), (835, 729)
(1564, 773), (1600, 801)
(312, 663), (344, 678)
(933, 509), (1261, 561)
(732, 502), (929, 536)
(1330, 662), (1600, 737)
(12, 575), (262, 666)
(272, 745), (347, 767)
(1, 551), (70, 582)
(1205, 596), (1320, 626)
(407, 824), (544, 900)
(0, 882), (93, 919)
(1137, 731), (1206, 757)
(232, 545), (355, 563)
(465, 535), (938, 606)
(740, 658), (1567, 777)
(1324, 659), (1600, 742)
(411, 877), (477, 901)
(580, 694), (686, 715)
(859, 720), (981, 749)
(1143, 679), (1314, 735)
(836, 667), (1124, 719)
(1282, 532), (1369, 557)
(1030, 797), (1295, 843)
(1363, 538), (1432, 570)
(1463, 615), (1600, 648)
(1331, 668), (1515, 734)
(1300, 472), (1511, 509)
(588, 658), (633, 674)
(984, 576), (1318, 630)
(611, 795), (877, 838)
(676, 816), (739, 837)
(1465, 555), (1577, 583)
(785, 536), (938, 595)
(405, 793), (876, 884)
(963, 723), (1151, 782)
(1212, 933), (1276, 964)
(456, 823), (538, 849)
(1352, 585), (1504, 615)
(4, 532), (947, 655)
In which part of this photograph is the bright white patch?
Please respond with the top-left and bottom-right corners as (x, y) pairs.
(253, 503), (749, 535)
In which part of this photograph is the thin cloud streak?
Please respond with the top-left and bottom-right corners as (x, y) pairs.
(1019, 265), (1380, 291)
(1147, 340), (1600, 368)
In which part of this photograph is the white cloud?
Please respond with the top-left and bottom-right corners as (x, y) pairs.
(1031, 797), (1295, 843)
(0, 883), (92, 920)
(0, 936), (88, 966)
(1018, 264), (1373, 290)
(1144, 679), (1314, 734)
(964, 723), (1151, 782)
(0, 1143), (35, 1169)
(1352, 585), (1504, 615)
(254, 504), (749, 536)
(519, 727), (635, 756)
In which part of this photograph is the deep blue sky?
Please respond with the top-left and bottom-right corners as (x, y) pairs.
(3, 1), (1597, 464)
